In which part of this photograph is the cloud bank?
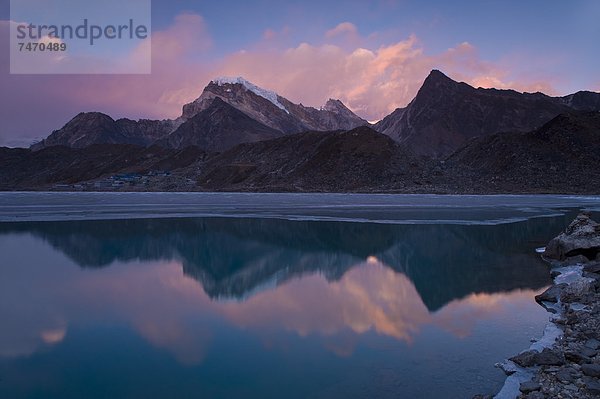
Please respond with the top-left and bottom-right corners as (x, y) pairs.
(0, 13), (558, 146)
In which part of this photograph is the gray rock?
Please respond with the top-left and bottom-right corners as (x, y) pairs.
(563, 383), (578, 392)
(545, 366), (561, 373)
(535, 284), (567, 304)
(580, 347), (598, 357)
(534, 348), (564, 366)
(544, 213), (600, 261)
(585, 338), (600, 350)
(525, 392), (545, 399)
(556, 368), (575, 383)
(565, 351), (592, 363)
(581, 363), (600, 377)
(510, 350), (538, 367)
(584, 376), (600, 395)
(519, 381), (542, 393)
(561, 280), (596, 303)
(583, 261), (600, 274)
(510, 349), (564, 367)
(564, 254), (592, 264)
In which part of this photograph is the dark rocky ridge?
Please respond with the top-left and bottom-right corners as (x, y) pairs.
(31, 112), (178, 150)
(375, 70), (600, 157)
(194, 125), (428, 192)
(186, 112), (600, 194)
(0, 144), (206, 189)
(2, 112), (600, 194)
(160, 97), (282, 151)
(559, 91), (600, 111)
(445, 112), (600, 193)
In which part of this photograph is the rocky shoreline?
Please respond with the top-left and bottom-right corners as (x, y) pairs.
(477, 213), (600, 399)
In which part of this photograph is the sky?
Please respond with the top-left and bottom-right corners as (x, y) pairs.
(1, 0), (599, 147)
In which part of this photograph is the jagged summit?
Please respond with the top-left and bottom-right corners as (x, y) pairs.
(323, 98), (345, 110)
(374, 69), (600, 157)
(323, 98), (357, 116)
(426, 69), (452, 81)
(181, 76), (367, 135)
(211, 76), (250, 85)
(419, 69), (461, 93)
(209, 76), (289, 113)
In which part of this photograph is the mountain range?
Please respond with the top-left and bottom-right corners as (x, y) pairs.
(3, 70), (600, 193)
(31, 76), (368, 152)
(29, 70), (600, 158)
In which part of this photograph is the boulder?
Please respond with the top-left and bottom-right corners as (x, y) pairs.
(560, 279), (596, 303)
(580, 346), (598, 357)
(556, 368), (575, 383)
(534, 348), (564, 366)
(583, 261), (600, 274)
(585, 338), (600, 350)
(510, 350), (538, 367)
(535, 283), (567, 304)
(565, 350), (592, 364)
(509, 348), (564, 367)
(582, 363), (600, 377)
(585, 376), (600, 395)
(519, 381), (541, 393)
(544, 213), (600, 261)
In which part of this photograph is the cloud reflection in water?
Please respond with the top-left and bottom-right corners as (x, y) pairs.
(0, 233), (545, 365)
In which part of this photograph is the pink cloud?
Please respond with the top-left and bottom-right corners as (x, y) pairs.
(325, 22), (358, 38)
(218, 260), (545, 348)
(220, 261), (430, 342)
(433, 42), (558, 95)
(0, 13), (562, 146)
(324, 22), (363, 49)
(0, 14), (214, 145)
(214, 35), (558, 120)
(431, 289), (546, 338)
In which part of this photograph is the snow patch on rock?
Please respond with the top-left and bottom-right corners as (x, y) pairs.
(212, 77), (289, 114)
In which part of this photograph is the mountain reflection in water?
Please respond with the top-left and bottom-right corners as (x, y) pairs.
(0, 214), (570, 398)
(0, 216), (561, 307)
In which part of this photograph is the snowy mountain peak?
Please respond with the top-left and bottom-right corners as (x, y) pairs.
(181, 77), (367, 133)
(210, 76), (289, 114)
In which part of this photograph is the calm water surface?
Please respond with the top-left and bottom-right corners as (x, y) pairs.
(1, 193), (598, 398)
